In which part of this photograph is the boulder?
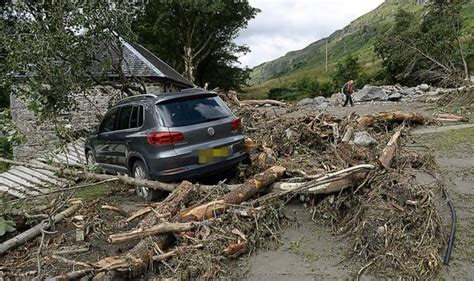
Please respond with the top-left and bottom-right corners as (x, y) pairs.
(313, 96), (329, 105)
(329, 93), (345, 106)
(352, 85), (389, 102)
(417, 84), (430, 92)
(399, 88), (416, 96)
(353, 131), (377, 147)
(388, 92), (403, 101)
(297, 98), (314, 107)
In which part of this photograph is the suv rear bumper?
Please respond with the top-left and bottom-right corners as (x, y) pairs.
(148, 150), (248, 182)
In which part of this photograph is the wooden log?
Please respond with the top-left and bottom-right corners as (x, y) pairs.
(223, 241), (248, 259)
(342, 126), (354, 143)
(0, 202), (81, 256)
(101, 204), (129, 217)
(0, 157), (176, 192)
(436, 113), (466, 122)
(108, 222), (196, 244)
(178, 166), (286, 222)
(357, 111), (427, 128)
(45, 269), (94, 281)
(378, 127), (403, 170)
(94, 182), (195, 277)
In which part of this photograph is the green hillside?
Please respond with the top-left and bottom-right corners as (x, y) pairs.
(244, 0), (474, 99)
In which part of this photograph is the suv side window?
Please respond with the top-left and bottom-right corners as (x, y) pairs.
(99, 107), (119, 133)
(117, 105), (134, 131)
(130, 105), (144, 129)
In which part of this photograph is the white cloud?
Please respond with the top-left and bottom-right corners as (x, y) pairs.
(236, 0), (385, 68)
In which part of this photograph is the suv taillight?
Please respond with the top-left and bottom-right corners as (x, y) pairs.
(231, 118), (241, 130)
(147, 131), (185, 145)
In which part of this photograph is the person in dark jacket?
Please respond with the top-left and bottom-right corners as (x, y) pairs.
(341, 80), (354, 107)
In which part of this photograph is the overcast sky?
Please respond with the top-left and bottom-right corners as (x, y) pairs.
(236, 0), (384, 68)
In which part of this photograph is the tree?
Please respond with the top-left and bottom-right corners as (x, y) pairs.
(375, 1), (470, 86)
(332, 54), (361, 89)
(134, 0), (259, 89)
(0, 1), (139, 120)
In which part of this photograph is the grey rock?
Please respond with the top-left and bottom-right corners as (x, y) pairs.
(285, 128), (296, 139)
(297, 98), (315, 107)
(400, 88), (416, 96)
(353, 131), (377, 147)
(313, 96), (329, 105)
(329, 93), (345, 105)
(388, 92), (403, 101)
(417, 84), (430, 91)
(352, 85), (389, 102)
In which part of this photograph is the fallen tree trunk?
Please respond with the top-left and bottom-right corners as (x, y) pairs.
(108, 222), (196, 244)
(0, 202), (81, 256)
(177, 166), (286, 222)
(94, 167), (284, 278)
(255, 165), (375, 204)
(0, 157), (176, 192)
(357, 111), (427, 128)
(272, 177), (354, 195)
(435, 113), (467, 122)
(94, 182), (195, 278)
(378, 127), (403, 170)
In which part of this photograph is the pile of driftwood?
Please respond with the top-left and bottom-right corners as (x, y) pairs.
(0, 98), (448, 279)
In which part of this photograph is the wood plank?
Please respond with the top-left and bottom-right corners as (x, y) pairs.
(1, 172), (46, 193)
(53, 154), (80, 167)
(24, 160), (70, 186)
(13, 166), (63, 186)
(0, 176), (36, 196)
(8, 169), (50, 188)
(0, 183), (26, 198)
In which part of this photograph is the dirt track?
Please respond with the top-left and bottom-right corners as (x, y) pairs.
(240, 101), (473, 280)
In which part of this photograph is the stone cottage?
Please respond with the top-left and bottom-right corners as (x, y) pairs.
(10, 40), (193, 161)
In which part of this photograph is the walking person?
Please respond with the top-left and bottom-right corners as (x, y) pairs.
(341, 80), (354, 107)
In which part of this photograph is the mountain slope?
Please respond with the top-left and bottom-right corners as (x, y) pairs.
(246, 0), (474, 97)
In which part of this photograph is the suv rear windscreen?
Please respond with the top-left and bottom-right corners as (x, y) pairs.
(157, 95), (232, 127)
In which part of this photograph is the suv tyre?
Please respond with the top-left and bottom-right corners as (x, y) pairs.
(132, 160), (162, 202)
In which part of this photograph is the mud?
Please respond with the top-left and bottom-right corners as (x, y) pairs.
(240, 103), (473, 280)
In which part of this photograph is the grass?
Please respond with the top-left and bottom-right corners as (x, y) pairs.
(75, 184), (112, 201)
(418, 128), (474, 151)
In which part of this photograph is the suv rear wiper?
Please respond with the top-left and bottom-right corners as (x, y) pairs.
(205, 117), (227, 122)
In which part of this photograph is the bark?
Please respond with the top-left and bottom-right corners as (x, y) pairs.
(357, 111), (427, 128)
(108, 222), (196, 244)
(177, 166), (286, 222)
(342, 126), (354, 143)
(223, 241), (248, 259)
(0, 157), (176, 192)
(45, 269), (93, 281)
(378, 127), (403, 170)
(94, 182), (195, 276)
(0, 203), (81, 256)
(436, 113), (466, 122)
(101, 204), (129, 217)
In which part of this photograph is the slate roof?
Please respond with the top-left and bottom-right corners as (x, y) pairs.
(119, 39), (194, 88)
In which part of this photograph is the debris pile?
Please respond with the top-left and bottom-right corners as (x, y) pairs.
(0, 92), (450, 280)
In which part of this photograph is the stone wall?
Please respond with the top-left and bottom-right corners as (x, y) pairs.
(10, 84), (169, 161)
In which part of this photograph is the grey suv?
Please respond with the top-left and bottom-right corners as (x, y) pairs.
(84, 89), (247, 201)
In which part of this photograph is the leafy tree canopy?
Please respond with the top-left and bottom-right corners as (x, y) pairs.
(134, 0), (259, 90)
(0, 1), (139, 120)
(332, 54), (361, 90)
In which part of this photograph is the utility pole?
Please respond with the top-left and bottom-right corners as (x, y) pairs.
(325, 39), (328, 73)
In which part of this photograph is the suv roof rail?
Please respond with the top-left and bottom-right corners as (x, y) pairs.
(116, 94), (158, 105)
